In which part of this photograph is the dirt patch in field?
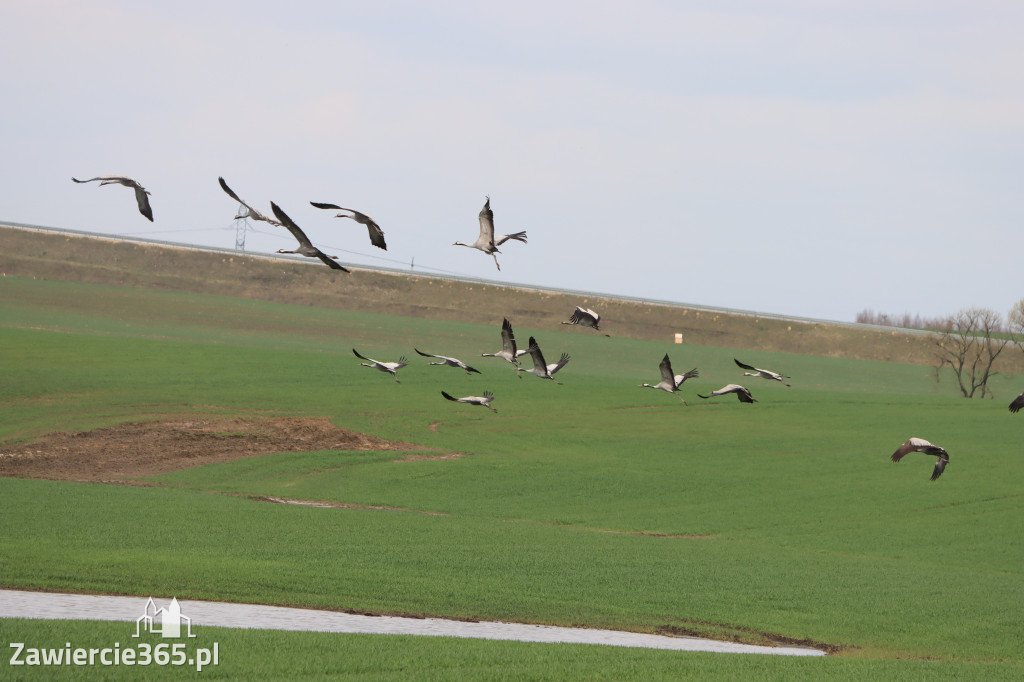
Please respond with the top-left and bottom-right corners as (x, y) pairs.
(394, 451), (467, 462)
(251, 495), (448, 515)
(0, 417), (424, 483)
(656, 622), (846, 655)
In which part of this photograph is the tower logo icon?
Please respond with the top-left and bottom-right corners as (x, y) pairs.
(134, 597), (196, 638)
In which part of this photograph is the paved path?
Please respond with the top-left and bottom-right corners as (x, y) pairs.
(0, 590), (825, 656)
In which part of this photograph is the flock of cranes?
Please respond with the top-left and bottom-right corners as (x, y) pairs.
(354, 313), (961, 481)
(71, 172), (1024, 483)
(353, 315), (956, 481)
(72, 175), (527, 271)
(353, 309), (775, 412)
(354, 318), (575, 399)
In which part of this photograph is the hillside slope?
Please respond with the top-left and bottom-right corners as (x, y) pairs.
(0, 224), (981, 366)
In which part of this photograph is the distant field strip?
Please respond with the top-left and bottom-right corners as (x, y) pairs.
(0, 220), (929, 334)
(0, 590), (825, 656)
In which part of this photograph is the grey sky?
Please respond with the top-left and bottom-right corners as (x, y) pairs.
(2, 1), (1020, 322)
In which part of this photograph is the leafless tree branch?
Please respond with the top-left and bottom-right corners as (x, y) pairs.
(932, 307), (1008, 398)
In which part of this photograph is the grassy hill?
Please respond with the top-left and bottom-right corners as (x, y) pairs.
(1, 223), (992, 368)
(1, 225), (1023, 679)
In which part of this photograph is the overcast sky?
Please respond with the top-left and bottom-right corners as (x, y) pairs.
(2, 1), (1021, 322)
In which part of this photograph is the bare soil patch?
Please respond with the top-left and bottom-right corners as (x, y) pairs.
(0, 417), (424, 483)
(394, 451), (467, 462)
(656, 622), (845, 655)
(252, 495), (448, 515)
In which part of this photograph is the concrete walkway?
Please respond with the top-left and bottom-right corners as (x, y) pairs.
(0, 589), (825, 656)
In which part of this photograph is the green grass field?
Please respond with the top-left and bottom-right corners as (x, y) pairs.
(1, 275), (1022, 679)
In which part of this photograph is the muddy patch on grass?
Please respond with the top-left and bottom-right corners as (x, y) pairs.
(252, 494), (448, 515)
(0, 416), (425, 483)
(394, 451), (467, 463)
(656, 622), (846, 655)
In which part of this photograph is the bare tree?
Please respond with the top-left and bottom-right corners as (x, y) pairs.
(932, 307), (1009, 398)
(1009, 298), (1024, 340)
(855, 308), (948, 330)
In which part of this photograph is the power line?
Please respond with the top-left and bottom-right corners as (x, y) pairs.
(245, 225), (478, 278)
(114, 226), (233, 236)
